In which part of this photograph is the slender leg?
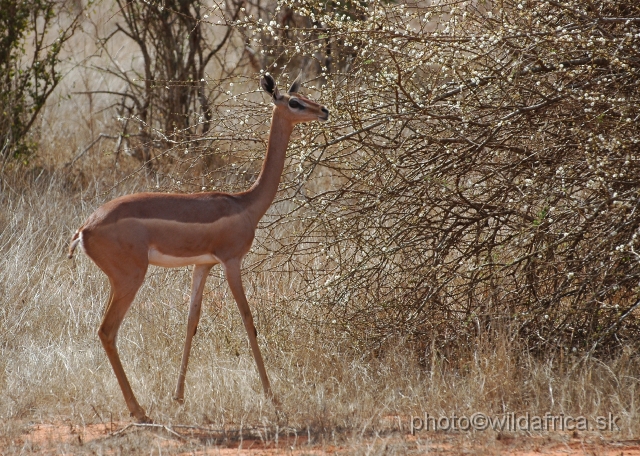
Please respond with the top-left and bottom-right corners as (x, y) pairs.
(174, 264), (212, 403)
(223, 260), (278, 406)
(98, 271), (149, 423)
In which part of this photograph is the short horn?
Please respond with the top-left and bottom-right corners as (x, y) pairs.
(288, 72), (302, 94)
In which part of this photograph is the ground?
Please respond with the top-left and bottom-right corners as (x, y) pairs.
(3, 420), (640, 455)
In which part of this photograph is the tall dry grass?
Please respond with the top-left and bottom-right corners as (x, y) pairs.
(1, 170), (639, 453)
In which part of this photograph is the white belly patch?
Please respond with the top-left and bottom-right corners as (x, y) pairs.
(148, 248), (219, 268)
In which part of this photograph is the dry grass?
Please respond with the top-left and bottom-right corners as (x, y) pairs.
(1, 170), (639, 454)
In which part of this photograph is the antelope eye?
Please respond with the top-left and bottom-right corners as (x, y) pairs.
(289, 99), (303, 109)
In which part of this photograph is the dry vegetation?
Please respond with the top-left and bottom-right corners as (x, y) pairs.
(251, 0), (640, 356)
(1, 172), (639, 452)
(1, 0), (640, 453)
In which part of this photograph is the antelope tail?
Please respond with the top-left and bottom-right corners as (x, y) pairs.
(68, 231), (81, 259)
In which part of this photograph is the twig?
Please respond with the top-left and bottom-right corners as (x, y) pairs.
(322, 119), (387, 148)
(90, 405), (103, 423)
(65, 133), (118, 168)
(110, 423), (134, 436)
(586, 297), (640, 358)
(292, 118), (387, 199)
(597, 17), (640, 22)
(500, 95), (565, 122)
(432, 55), (607, 105)
(110, 423), (187, 441)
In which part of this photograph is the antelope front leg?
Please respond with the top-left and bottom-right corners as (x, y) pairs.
(223, 260), (279, 407)
(174, 264), (212, 403)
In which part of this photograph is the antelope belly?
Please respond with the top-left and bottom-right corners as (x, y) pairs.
(148, 248), (219, 267)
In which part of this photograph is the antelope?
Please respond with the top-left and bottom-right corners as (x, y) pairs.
(68, 74), (329, 422)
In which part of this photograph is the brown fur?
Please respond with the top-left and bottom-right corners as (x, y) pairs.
(69, 74), (329, 422)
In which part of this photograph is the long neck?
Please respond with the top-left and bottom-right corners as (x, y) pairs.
(244, 109), (294, 225)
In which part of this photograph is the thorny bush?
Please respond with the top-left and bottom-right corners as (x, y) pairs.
(124, 0), (640, 357)
(238, 0), (640, 356)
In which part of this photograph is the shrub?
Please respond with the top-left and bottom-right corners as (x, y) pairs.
(241, 0), (640, 355)
(0, 0), (79, 164)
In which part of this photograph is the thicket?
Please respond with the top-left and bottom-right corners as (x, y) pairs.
(237, 0), (640, 356)
(84, 0), (245, 165)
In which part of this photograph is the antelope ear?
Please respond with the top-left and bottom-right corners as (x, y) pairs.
(288, 73), (302, 93)
(261, 73), (279, 98)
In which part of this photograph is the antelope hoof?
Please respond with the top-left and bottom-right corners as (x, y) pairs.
(173, 395), (185, 404)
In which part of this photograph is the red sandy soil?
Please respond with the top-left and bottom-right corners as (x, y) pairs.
(3, 420), (640, 455)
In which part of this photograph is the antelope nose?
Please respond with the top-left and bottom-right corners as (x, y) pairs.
(321, 107), (329, 118)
